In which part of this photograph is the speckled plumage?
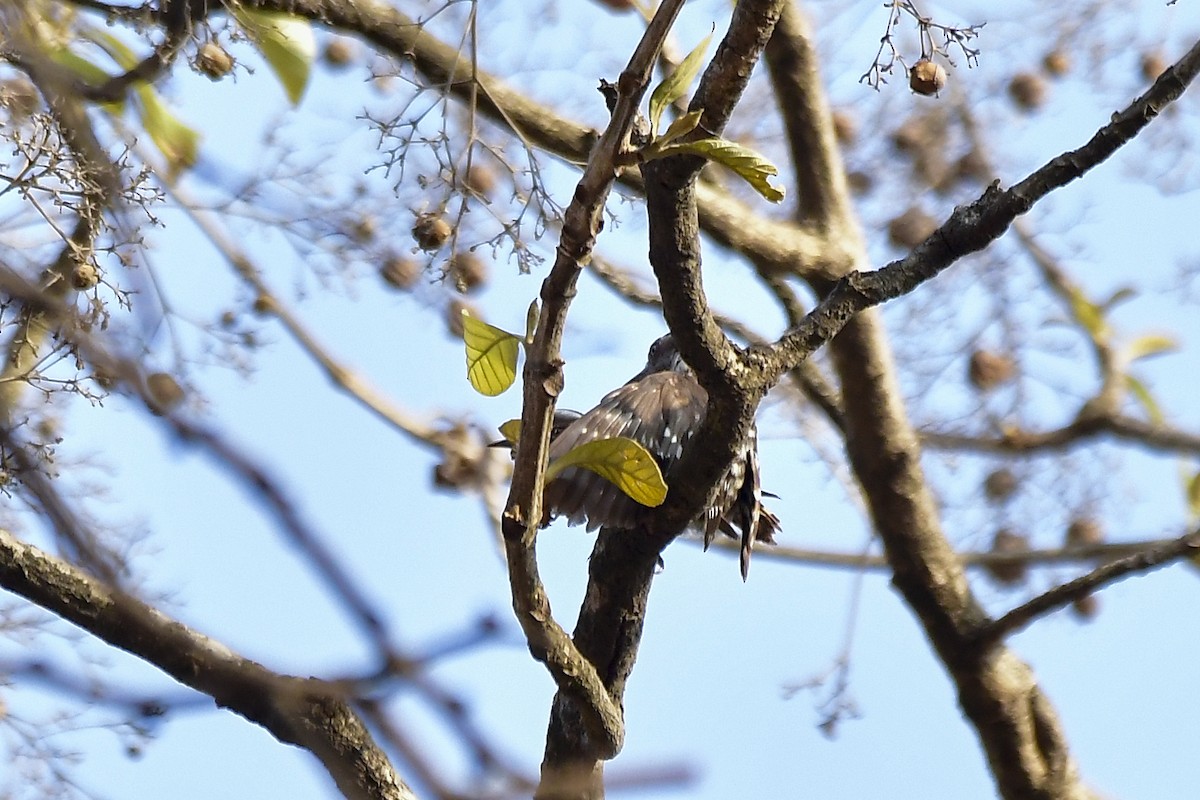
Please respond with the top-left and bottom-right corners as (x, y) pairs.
(542, 334), (778, 578)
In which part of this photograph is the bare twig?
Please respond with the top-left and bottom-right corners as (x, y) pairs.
(980, 530), (1200, 644)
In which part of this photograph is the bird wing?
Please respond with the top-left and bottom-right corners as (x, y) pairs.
(544, 371), (707, 532)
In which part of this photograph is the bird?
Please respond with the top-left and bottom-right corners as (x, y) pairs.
(540, 334), (779, 579)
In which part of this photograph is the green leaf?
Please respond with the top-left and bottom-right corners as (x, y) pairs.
(546, 437), (668, 508)
(656, 109), (704, 146)
(1123, 333), (1178, 363)
(1186, 471), (1200, 522)
(1125, 374), (1164, 425)
(524, 299), (539, 345)
(134, 85), (200, 174)
(647, 32), (712, 136)
(235, 9), (315, 106)
(1066, 289), (1108, 340)
(642, 109), (704, 159)
(649, 138), (786, 202)
(462, 311), (520, 396)
(1100, 286), (1137, 312)
(497, 418), (522, 447)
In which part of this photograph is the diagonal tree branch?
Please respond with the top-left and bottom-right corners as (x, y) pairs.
(0, 528), (417, 800)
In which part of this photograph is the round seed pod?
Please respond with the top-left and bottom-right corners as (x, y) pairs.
(1071, 594), (1100, 621)
(413, 214), (452, 252)
(380, 255), (422, 291)
(463, 164), (498, 196)
(887, 207), (937, 250)
(196, 42), (235, 80)
(1008, 72), (1047, 111)
(323, 38), (357, 68)
(831, 110), (857, 146)
(985, 528), (1030, 586)
(1042, 50), (1071, 78)
(968, 350), (1015, 391)
(1141, 51), (1167, 82)
(983, 469), (1018, 503)
(445, 298), (476, 338)
(71, 263), (99, 290)
(146, 372), (185, 413)
(449, 252), (488, 294)
(1066, 517), (1104, 548)
(909, 59), (947, 96)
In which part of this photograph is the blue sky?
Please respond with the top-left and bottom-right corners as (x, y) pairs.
(5, 1), (1200, 799)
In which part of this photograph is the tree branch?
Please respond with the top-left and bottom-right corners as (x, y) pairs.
(0, 529), (416, 800)
(979, 530), (1200, 645)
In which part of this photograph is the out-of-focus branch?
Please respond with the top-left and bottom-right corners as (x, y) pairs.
(705, 534), (1181, 572)
(922, 413), (1200, 455)
(980, 530), (1200, 644)
(759, 6), (1200, 799)
(0, 528), (416, 800)
(232, 0), (834, 276)
(0, 267), (397, 659)
(767, 32), (1200, 381)
(0, 20), (120, 420)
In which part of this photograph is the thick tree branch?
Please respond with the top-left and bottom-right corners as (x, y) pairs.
(0, 529), (416, 800)
(759, 7), (1200, 799)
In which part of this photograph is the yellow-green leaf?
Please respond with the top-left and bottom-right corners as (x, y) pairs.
(235, 9), (314, 106)
(1125, 374), (1164, 425)
(648, 32), (712, 136)
(524, 299), (539, 345)
(1124, 333), (1178, 363)
(462, 311), (520, 396)
(658, 109), (704, 146)
(134, 85), (200, 175)
(1067, 289), (1108, 341)
(546, 436), (668, 508)
(497, 418), (522, 446)
(649, 137), (785, 202)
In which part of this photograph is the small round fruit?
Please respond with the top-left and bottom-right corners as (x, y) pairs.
(909, 59), (947, 96)
(1066, 517), (1104, 548)
(984, 528), (1030, 586)
(380, 255), (422, 290)
(146, 372), (185, 412)
(196, 42), (235, 80)
(1008, 72), (1047, 111)
(463, 164), (497, 196)
(831, 110), (857, 145)
(323, 38), (357, 68)
(413, 214), (452, 252)
(445, 298), (476, 338)
(1141, 52), (1167, 82)
(1042, 50), (1071, 78)
(449, 252), (488, 294)
(887, 207), (937, 250)
(1071, 594), (1100, 620)
(983, 469), (1018, 503)
(71, 262), (99, 290)
(968, 350), (1015, 391)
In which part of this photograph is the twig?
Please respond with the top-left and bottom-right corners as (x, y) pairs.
(979, 530), (1200, 645)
